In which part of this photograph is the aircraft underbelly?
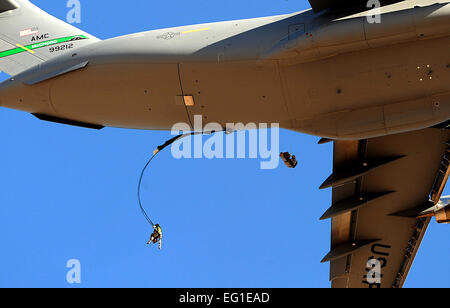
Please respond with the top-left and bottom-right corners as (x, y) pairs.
(178, 61), (291, 127)
(283, 35), (450, 139)
(0, 2), (449, 137)
(46, 35), (450, 135)
(46, 61), (291, 130)
(48, 63), (186, 130)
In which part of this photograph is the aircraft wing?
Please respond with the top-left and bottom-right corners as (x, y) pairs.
(320, 128), (450, 288)
(308, 0), (405, 13)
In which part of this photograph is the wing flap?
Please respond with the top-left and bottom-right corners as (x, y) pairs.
(322, 128), (450, 288)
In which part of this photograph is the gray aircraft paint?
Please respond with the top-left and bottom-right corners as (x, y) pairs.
(0, 0), (449, 140)
(1, 0), (450, 289)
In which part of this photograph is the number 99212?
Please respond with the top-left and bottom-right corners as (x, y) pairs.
(49, 43), (74, 53)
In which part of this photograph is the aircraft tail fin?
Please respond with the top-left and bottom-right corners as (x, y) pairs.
(0, 0), (99, 76)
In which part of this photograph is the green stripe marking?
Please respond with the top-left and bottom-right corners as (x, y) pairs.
(0, 35), (89, 58)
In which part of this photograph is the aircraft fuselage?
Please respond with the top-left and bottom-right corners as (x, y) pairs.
(1, 0), (450, 139)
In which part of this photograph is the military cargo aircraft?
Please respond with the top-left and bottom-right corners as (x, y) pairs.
(0, 0), (449, 288)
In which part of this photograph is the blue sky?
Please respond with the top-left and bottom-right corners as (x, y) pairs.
(0, 0), (448, 288)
